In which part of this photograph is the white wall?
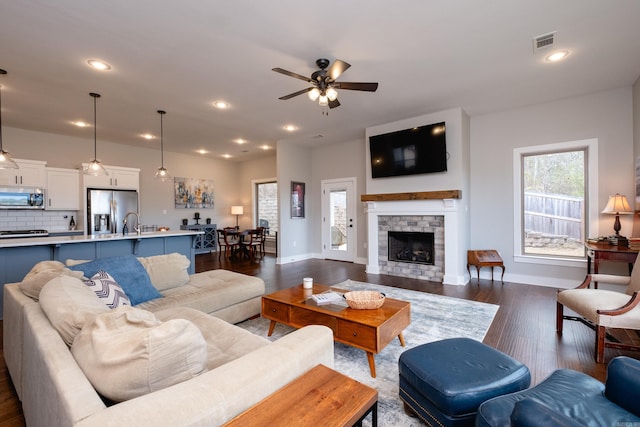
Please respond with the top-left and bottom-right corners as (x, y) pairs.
(237, 155), (277, 231)
(470, 87), (634, 287)
(276, 141), (312, 262)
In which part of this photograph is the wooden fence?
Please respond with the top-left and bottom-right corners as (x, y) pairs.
(524, 192), (583, 240)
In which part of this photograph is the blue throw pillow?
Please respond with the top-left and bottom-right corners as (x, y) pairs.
(70, 255), (162, 305)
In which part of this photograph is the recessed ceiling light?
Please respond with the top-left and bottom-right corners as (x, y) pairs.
(72, 121), (90, 127)
(87, 59), (112, 71)
(141, 133), (154, 140)
(222, 154), (232, 159)
(213, 100), (230, 109)
(260, 145), (271, 150)
(545, 50), (570, 62)
(196, 149), (208, 155)
(283, 124), (297, 132)
(234, 138), (247, 144)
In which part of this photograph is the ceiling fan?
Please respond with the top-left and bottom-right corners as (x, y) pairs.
(272, 58), (378, 109)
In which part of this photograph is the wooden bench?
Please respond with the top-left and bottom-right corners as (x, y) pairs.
(467, 250), (505, 282)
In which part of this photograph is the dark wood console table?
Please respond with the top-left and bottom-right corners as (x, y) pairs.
(585, 242), (638, 275)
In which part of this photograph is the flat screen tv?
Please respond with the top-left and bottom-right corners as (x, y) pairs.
(369, 121), (447, 178)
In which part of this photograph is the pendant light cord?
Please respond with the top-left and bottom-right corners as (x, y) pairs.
(158, 110), (166, 168)
(0, 69), (6, 151)
(90, 92), (101, 160)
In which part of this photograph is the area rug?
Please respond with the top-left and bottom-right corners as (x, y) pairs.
(238, 281), (499, 427)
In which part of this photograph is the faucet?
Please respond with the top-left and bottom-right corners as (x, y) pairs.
(123, 211), (141, 235)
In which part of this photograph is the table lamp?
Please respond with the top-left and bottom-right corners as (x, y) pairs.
(601, 193), (633, 244)
(231, 205), (243, 230)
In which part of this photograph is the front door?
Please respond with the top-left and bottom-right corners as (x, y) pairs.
(321, 178), (356, 262)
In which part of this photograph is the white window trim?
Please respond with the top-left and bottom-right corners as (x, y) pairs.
(513, 138), (598, 267)
(252, 177), (277, 230)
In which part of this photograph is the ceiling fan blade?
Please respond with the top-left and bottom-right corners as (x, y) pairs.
(278, 87), (313, 100)
(272, 67), (313, 83)
(334, 82), (379, 92)
(328, 99), (341, 109)
(327, 59), (351, 81)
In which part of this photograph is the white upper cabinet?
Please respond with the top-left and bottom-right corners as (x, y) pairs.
(0, 159), (47, 187)
(46, 168), (80, 210)
(80, 165), (140, 190)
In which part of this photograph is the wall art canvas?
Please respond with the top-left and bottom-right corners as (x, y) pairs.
(291, 181), (305, 218)
(174, 177), (214, 209)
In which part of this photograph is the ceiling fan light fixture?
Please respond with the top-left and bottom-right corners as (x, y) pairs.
(308, 88), (320, 101)
(326, 87), (338, 101)
(318, 94), (328, 106)
(84, 93), (109, 176)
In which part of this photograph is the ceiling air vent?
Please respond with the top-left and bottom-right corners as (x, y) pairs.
(532, 31), (556, 52)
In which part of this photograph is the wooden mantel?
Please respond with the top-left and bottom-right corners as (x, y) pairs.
(360, 190), (461, 202)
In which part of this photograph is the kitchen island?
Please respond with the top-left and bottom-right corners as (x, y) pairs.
(0, 230), (203, 318)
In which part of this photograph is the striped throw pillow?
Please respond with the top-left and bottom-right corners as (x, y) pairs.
(84, 270), (131, 309)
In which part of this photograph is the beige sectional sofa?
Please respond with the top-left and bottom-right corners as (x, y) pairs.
(3, 253), (335, 427)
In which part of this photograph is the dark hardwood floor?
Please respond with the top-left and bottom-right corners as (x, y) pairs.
(1, 253), (638, 425)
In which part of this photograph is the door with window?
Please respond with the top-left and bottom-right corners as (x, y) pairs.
(321, 178), (356, 262)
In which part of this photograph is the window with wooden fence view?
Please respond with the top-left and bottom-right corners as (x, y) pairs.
(522, 149), (586, 258)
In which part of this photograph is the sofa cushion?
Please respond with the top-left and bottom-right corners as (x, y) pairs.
(20, 260), (85, 300)
(71, 306), (207, 402)
(69, 255), (162, 305)
(39, 275), (110, 346)
(138, 253), (190, 291)
(137, 269), (264, 315)
(154, 306), (270, 369)
(84, 270), (131, 309)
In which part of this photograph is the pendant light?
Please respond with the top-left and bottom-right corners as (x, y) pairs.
(0, 69), (19, 169)
(84, 92), (108, 176)
(154, 110), (172, 182)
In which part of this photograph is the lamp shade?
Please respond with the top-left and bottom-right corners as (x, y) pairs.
(601, 194), (633, 214)
(231, 206), (244, 215)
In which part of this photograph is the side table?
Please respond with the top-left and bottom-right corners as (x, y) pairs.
(467, 250), (505, 282)
(222, 364), (378, 427)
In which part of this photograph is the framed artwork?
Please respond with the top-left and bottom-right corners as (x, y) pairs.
(291, 181), (305, 218)
(174, 177), (215, 209)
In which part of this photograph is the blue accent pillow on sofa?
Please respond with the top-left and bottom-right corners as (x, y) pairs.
(69, 255), (162, 305)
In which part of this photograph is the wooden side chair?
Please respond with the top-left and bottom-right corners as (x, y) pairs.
(257, 226), (267, 256)
(557, 254), (640, 363)
(241, 228), (263, 258)
(217, 227), (240, 259)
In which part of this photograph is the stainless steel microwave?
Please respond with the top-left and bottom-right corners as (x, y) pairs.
(0, 187), (46, 209)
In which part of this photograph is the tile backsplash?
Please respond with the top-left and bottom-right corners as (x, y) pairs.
(0, 210), (80, 232)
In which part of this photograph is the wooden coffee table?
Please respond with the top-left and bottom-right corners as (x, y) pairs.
(223, 364), (378, 427)
(262, 284), (411, 378)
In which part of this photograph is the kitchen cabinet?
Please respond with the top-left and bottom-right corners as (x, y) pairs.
(46, 168), (80, 210)
(81, 164), (140, 190)
(0, 159), (46, 187)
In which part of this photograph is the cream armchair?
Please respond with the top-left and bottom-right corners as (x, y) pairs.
(557, 255), (640, 363)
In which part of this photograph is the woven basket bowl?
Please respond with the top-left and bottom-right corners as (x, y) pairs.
(344, 291), (385, 310)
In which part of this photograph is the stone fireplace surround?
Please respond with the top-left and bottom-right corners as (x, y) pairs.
(363, 190), (467, 285)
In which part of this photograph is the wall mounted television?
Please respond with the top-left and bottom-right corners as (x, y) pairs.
(369, 121), (447, 178)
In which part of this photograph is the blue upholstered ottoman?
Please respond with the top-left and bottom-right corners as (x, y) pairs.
(398, 338), (531, 427)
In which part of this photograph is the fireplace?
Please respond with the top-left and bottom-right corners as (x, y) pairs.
(388, 231), (434, 265)
(363, 193), (467, 285)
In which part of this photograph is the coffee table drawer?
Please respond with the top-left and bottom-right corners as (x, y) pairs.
(290, 307), (337, 331)
(336, 320), (376, 348)
(262, 299), (289, 322)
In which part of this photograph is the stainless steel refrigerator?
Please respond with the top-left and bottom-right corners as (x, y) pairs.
(87, 189), (139, 235)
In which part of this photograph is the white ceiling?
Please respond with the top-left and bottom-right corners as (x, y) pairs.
(1, 1), (639, 162)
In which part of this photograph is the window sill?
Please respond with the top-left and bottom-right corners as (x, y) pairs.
(514, 254), (586, 269)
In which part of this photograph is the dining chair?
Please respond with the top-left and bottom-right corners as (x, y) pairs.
(257, 226), (267, 256)
(556, 254), (640, 362)
(217, 227), (240, 259)
(241, 228), (263, 258)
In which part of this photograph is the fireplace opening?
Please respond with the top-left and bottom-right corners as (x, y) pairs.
(388, 231), (434, 265)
